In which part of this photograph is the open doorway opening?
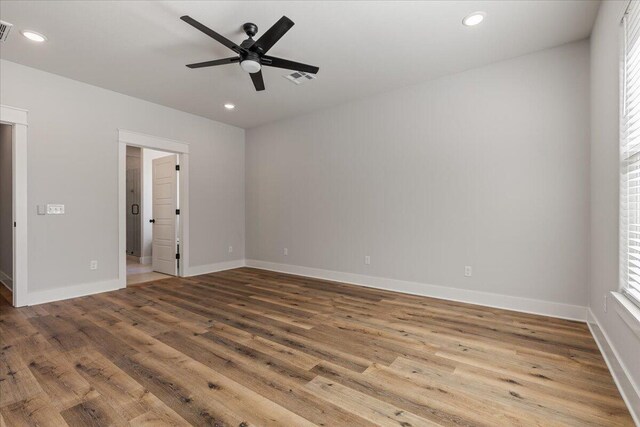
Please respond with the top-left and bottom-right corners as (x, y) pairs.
(118, 129), (189, 290)
(126, 145), (180, 286)
(0, 124), (13, 304)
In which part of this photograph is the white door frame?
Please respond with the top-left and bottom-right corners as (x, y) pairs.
(118, 130), (189, 287)
(0, 105), (28, 307)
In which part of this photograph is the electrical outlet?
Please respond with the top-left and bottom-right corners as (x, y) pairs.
(90, 260), (98, 270)
(364, 256), (371, 265)
(284, 248), (288, 256)
(228, 246), (233, 253)
(464, 266), (472, 277)
(47, 204), (65, 215)
(603, 294), (608, 313)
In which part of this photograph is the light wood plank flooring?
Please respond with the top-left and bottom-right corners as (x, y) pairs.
(127, 258), (171, 286)
(0, 267), (633, 426)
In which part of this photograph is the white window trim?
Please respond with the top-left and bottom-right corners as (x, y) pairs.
(612, 291), (640, 339)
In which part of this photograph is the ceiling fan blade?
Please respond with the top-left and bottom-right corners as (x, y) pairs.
(251, 16), (294, 54)
(261, 55), (319, 74)
(250, 70), (266, 91)
(181, 15), (245, 54)
(186, 57), (240, 69)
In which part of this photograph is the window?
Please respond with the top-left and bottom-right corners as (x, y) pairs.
(621, 0), (640, 308)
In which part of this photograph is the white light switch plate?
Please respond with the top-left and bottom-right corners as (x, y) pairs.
(47, 204), (65, 215)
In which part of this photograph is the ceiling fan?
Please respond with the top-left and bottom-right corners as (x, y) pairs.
(181, 15), (319, 92)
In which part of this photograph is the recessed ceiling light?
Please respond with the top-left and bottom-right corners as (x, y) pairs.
(224, 103), (235, 110)
(21, 30), (47, 42)
(462, 12), (486, 27)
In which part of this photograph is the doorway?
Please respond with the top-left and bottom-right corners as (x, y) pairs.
(0, 124), (13, 303)
(118, 129), (190, 289)
(0, 105), (27, 307)
(125, 145), (180, 285)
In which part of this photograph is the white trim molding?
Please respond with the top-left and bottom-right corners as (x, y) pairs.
(0, 105), (28, 126)
(186, 259), (246, 277)
(27, 279), (122, 306)
(587, 309), (640, 425)
(612, 291), (640, 340)
(1, 104), (28, 307)
(118, 129), (190, 154)
(245, 260), (587, 321)
(118, 129), (190, 288)
(26, 260), (244, 306)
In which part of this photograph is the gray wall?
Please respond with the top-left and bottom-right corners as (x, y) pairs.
(0, 59), (245, 294)
(246, 40), (590, 307)
(0, 124), (11, 286)
(590, 0), (640, 402)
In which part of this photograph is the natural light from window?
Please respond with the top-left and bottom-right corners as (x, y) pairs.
(621, 1), (640, 308)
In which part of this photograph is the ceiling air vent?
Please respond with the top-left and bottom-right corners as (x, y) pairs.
(0, 21), (13, 42)
(283, 71), (316, 85)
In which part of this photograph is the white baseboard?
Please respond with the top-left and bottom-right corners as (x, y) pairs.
(186, 259), (246, 277)
(245, 260), (587, 321)
(20, 259), (242, 307)
(139, 256), (151, 265)
(587, 309), (640, 426)
(26, 279), (124, 306)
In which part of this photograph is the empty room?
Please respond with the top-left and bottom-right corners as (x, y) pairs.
(0, 0), (638, 425)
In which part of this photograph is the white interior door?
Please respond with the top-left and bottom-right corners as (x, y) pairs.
(151, 154), (178, 275)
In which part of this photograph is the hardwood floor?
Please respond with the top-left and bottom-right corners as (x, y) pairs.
(127, 258), (172, 286)
(0, 267), (633, 426)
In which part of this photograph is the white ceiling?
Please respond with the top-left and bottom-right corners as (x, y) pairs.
(0, 1), (599, 129)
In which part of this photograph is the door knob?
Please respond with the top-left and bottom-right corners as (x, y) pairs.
(149, 219), (155, 223)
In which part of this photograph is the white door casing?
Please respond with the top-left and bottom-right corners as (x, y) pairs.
(151, 155), (178, 275)
(118, 129), (189, 287)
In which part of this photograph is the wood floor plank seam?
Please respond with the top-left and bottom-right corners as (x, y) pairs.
(0, 267), (633, 426)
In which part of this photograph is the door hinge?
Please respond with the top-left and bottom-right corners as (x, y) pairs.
(175, 253), (180, 260)
(175, 165), (180, 171)
(176, 209), (180, 215)
(14, 222), (16, 227)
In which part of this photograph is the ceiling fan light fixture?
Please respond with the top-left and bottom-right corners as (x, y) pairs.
(240, 59), (261, 74)
(181, 15), (319, 91)
(462, 12), (486, 27)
